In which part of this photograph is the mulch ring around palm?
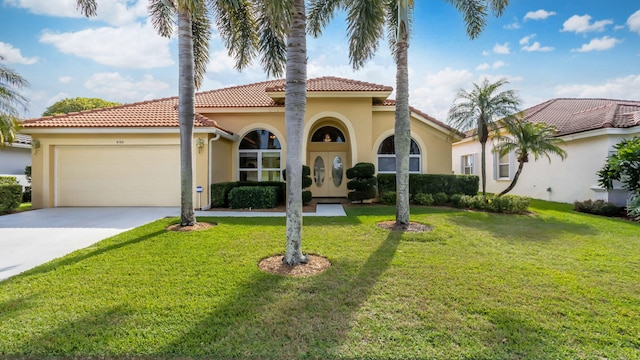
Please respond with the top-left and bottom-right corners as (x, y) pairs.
(166, 222), (216, 232)
(258, 254), (331, 276)
(376, 220), (433, 232)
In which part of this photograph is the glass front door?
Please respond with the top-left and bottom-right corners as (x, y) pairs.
(310, 152), (347, 197)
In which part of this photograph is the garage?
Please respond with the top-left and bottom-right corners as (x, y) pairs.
(55, 145), (181, 206)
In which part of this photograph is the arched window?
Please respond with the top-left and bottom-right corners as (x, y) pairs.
(239, 129), (282, 181)
(311, 126), (345, 143)
(377, 136), (421, 173)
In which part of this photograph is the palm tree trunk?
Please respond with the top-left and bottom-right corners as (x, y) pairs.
(498, 161), (524, 196)
(480, 141), (487, 196)
(178, 8), (196, 226)
(283, 0), (308, 265)
(394, 15), (410, 226)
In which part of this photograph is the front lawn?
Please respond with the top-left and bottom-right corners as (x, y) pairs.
(0, 200), (638, 359)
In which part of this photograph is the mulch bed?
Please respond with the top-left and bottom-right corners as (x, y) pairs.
(258, 254), (331, 276)
(166, 222), (216, 232)
(376, 220), (433, 232)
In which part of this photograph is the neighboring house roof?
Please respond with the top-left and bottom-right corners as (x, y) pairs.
(12, 134), (32, 146)
(522, 98), (640, 136)
(21, 76), (449, 134)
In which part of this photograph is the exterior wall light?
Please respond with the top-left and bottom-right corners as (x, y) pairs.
(196, 138), (205, 153)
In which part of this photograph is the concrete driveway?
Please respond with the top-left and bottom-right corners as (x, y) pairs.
(0, 207), (175, 281)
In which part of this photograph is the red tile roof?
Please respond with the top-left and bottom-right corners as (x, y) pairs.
(378, 99), (457, 134)
(521, 98), (640, 136)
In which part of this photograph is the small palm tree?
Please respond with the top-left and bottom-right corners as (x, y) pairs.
(0, 58), (29, 145)
(448, 78), (521, 195)
(493, 119), (567, 196)
(310, 0), (510, 225)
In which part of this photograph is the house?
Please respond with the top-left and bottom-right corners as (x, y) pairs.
(0, 134), (32, 187)
(452, 98), (640, 206)
(21, 76), (457, 209)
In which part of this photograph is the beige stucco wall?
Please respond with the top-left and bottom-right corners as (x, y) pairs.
(452, 129), (638, 205)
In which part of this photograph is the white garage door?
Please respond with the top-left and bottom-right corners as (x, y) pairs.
(55, 145), (181, 206)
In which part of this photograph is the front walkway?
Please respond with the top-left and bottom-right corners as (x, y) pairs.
(198, 203), (346, 217)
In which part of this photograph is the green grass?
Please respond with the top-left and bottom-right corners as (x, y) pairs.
(1, 200), (639, 359)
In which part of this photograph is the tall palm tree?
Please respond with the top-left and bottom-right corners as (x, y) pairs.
(310, 0), (510, 225)
(75, 0), (254, 226)
(493, 119), (567, 196)
(448, 78), (521, 195)
(0, 57), (29, 145)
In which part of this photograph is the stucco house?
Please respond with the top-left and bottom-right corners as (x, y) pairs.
(21, 76), (456, 209)
(1, 134), (32, 187)
(452, 98), (640, 205)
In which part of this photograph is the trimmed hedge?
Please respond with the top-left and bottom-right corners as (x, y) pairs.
(377, 174), (478, 197)
(283, 165), (313, 205)
(574, 199), (622, 217)
(0, 184), (22, 214)
(228, 186), (278, 209)
(346, 162), (377, 203)
(0, 176), (18, 185)
(211, 181), (285, 208)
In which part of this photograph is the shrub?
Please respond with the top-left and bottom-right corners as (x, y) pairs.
(228, 186), (278, 209)
(490, 195), (530, 214)
(433, 192), (449, 205)
(210, 182), (236, 208)
(414, 193), (434, 206)
(574, 199), (622, 217)
(346, 162), (377, 203)
(22, 186), (31, 203)
(0, 184), (23, 214)
(0, 176), (18, 185)
(380, 191), (396, 205)
(377, 174), (479, 197)
(449, 193), (464, 208)
(627, 195), (640, 222)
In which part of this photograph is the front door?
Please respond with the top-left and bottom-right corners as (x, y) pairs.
(310, 152), (347, 197)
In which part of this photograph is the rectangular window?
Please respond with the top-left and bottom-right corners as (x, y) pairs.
(461, 154), (475, 175)
(498, 153), (510, 179)
(377, 155), (421, 173)
(239, 150), (282, 181)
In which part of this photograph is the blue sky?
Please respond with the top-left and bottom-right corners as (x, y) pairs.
(1, 0), (639, 122)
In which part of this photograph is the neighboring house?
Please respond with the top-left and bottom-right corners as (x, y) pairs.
(21, 77), (456, 209)
(452, 98), (640, 206)
(0, 133), (31, 187)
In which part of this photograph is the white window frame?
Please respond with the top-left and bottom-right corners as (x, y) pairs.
(493, 151), (514, 180)
(461, 154), (476, 175)
(238, 130), (282, 182)
(376, 138), (422, 174)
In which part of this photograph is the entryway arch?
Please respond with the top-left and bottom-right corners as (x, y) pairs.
(307, 119), (351, 198)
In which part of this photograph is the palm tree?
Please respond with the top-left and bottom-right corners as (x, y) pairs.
(310, 0), (510, 225)
(75, 0), (254, 226)
(448, 78), (521, 195)
(0, 57), (29, 145)
(493, 119), (567, 196)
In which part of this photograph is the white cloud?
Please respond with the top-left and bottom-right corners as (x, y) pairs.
(476, 63), (490, 71)
(493, 43), (510, 54)
(519, 34), (535, 45)
(562, 15), (613, 34)
(522, 42), (554, 52)
(477, 61), (506, 70)
(554, 74), (640, 99)
(411, 68), (475, 121)
(0, 42), (39, 64)
(572, 36), (621, 52)
(58, 76), (72, 84)
(492, 61), (506, 69)
(39, 20), (174, 69)
(4, 0), (148, 26)
(504, 17), (521, 30)
(84, 72), (170, 102)
(524, 9), (557, 21)
(46, 92), (70, 107)
(628, 10), (640, 34)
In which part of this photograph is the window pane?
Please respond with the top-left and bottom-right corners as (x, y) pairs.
(239, 152), (258, 168)
(314, 156), (325, 187)
(311, 126), (345, 142)
(240, 130), (281, 149)
(378, 157), (395, 172)
(409, 139), (420, 155)
(262, 170), (281, 182)
(261, 152), (281, 168)
(378, 137), (395, 154)
(499, 164), (509, 178)
(239, 170), (258, 181)
(409, 157), (420, 172)
(332, 156), (343, 187)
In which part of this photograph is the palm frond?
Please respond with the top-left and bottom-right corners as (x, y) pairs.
(345, 0), (386, 69)
(253, 0), (291, 77)
(307, 0), (344, 37)
(213, 0), (260, 73)
(148, 0), (175, 38)
(191, 3), (212, 89)
(75, 0), (97, 17)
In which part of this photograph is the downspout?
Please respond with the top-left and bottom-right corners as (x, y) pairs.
(202, 133), (221, 210)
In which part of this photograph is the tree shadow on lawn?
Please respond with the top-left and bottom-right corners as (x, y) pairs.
(160, 228), (403, 358)
(447, 210), (598, 242)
